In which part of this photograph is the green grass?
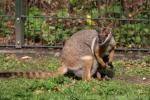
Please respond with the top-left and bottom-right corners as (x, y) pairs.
(0, 54), (150, 100)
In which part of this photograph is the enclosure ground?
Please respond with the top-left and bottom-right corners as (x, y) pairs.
(0, 51), (150, 100)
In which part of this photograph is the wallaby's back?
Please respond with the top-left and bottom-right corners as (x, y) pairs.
(61, 29), (98, 68)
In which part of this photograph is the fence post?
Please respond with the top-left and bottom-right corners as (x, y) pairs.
(15, 0), (25, 48)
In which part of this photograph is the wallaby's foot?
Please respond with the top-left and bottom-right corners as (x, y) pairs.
(96, 72), (111, 81)
(103, 75), (111, 81)
(96, 72), (102, 80)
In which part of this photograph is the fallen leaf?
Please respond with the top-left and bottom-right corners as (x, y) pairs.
(21, 56), (32, 60)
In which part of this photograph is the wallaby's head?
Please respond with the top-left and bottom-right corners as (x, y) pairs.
(98, 27), (113, 45)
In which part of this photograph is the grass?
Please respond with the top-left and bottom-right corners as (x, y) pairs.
(0, 53), (150, 100)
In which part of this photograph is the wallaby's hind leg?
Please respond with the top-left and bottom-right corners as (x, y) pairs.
(81, 56), (93, 81)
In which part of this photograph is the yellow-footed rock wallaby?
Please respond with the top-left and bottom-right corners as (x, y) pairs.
(0, 27), (115, 81)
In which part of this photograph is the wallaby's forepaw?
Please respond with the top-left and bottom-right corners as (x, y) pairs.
(106, 62), (114, 69)
(96, 72), (102, 80)
(103, 75), (111, 81)
(101, 63), (108, 69)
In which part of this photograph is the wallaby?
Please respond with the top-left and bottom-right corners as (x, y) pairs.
(0, 27), (115, 81)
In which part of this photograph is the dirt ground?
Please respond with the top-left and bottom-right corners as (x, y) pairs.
(114, 75), (150, 84)
(0, 48), (149, 58)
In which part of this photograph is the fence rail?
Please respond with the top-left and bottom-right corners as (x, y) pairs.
(0, 0), (150, 51)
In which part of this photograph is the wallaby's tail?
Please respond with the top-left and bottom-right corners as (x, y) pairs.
(0, 66), (67, 78)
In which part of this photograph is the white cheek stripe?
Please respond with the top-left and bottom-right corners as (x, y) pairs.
(100, 33), (112, 46)
(91, 37), (97, 54)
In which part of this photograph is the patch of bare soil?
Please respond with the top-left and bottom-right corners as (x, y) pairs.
(114, 75), (150, 84)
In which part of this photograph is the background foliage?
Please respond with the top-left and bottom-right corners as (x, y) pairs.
(0, 0), (149, 47)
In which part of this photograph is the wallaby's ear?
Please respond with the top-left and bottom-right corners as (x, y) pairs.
(108, 20), (115, 28)
(106, 22), (114, 35)
(108, 22), (113, 28)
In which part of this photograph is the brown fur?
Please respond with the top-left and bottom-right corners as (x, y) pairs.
(0, 28), (115, 80)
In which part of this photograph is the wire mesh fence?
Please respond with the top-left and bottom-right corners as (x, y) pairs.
(0, 0), (16, 46)
(0, 0), (150, 51)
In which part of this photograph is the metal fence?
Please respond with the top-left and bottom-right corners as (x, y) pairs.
(0, 0), (150, 51)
